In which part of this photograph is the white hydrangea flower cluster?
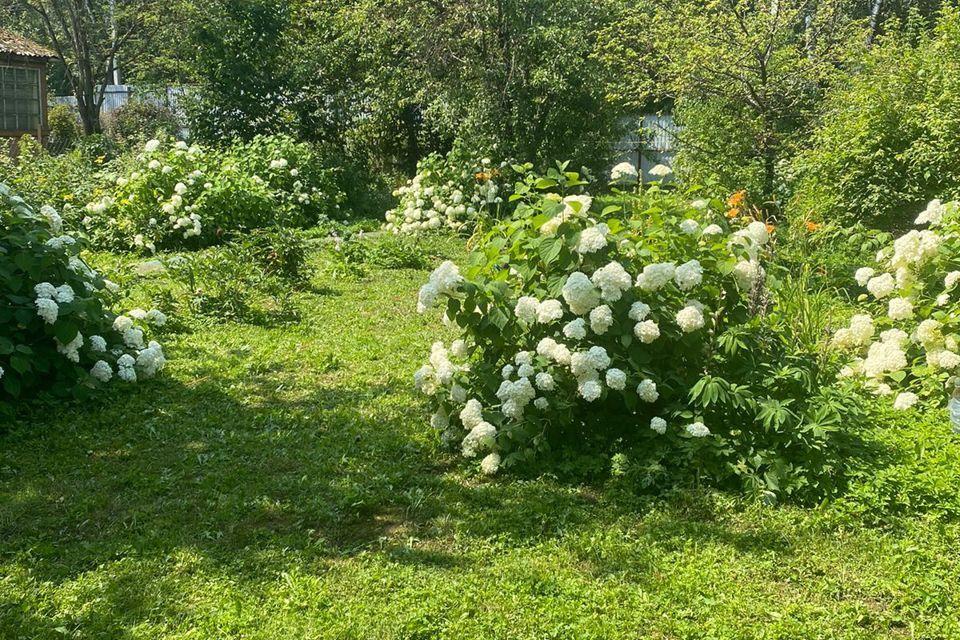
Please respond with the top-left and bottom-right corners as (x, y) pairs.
(384, 155), (506, 235)
(85, 138), (211, 247)
(417, 261), (463, 312)
(7, 197), (170, 398)
(540, 195), (593, 237)
(834, 199), (960, 408)
(609, 161), (639, 183)
(727, 220), (771, 291)
(411, 187), (773, 475)
(84, 137), (338, 251)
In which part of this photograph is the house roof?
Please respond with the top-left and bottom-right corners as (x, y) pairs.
(0, 28), (56, 60)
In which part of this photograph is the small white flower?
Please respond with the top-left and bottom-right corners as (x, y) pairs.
(113, 315), (134, 332)
(35, 298), (59, 324)
(636, 263), (676, 292)
(514, 296), (540, 323)
(462, 421), (496, 457)
(893, 392), (919, 410)
(686, 422), (710, 437)
(577, 224), (610, 254)
(649, 164), (672, 178)
(146, 309), (167, 326)
(480, 452), (501, 475)
(650, 417), (667, 434)
(536, 299), (564, 324)
(459, 399), (484, 429)
(945, 271), (960, 290)
(90, 360), (113, 382)
(563, 318), (588, 340)
(562, 272), (601, 315)
(854, 267), (875, 287)
(628, 301), (650, 321)
(675, 305), (705, 333)
(887, 297), (913, 321)
(634, 319), (660, 343)
(866, 273), (896, 299)
(535, 372), (555, 391)
(589, 305), (614, 334)
(592, 262), (632, 302)
(34, 282), (57, 299)
(605, 368), (627, 390)
(610, 161), (638, 182)
(580, 380), (602, 401)
(636, 378), (658, 402)
(674, 259), (703, 291)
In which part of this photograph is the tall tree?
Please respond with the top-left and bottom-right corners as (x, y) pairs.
(599, 0), (861, 208)
(16, 0), (159, 134)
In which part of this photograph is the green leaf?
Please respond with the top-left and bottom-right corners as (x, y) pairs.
(54, 321), (80, 345)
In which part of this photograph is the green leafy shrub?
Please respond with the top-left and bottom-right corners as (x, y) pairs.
(102, 101), (183, 146)
(790, 7), (960, 228)
(337, 232), (434, 271)
(243, 228), (313, 284)
(47, 104), (83, 153)
(74, 134), (121, 163)
(155, 235), (309, 324)
(82, 135), (345, 250)
(384, 148), (515, 235)
(221, 134), (344, 226)
(413, 166), (862, 500)
(832, 199), (960, 410)
(0, 184), (167, 418)
(778, 218), (893, 292)
(0, 135), (104, 221)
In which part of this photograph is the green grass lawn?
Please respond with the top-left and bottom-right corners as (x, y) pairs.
(2, 240), (960, 639)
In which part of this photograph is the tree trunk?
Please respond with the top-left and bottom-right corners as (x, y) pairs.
(866, 0), (883, 47)
(76, 96), (102, 135)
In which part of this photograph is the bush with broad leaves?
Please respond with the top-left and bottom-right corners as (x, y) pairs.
(833, 199), (960, 411)
(384, 148), (516, 235)
(82, 135), (345, 251)
(0, 183), (167, 419)
(413, 164), (864, 501)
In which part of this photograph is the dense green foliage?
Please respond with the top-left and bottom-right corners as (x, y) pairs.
(0, 184), (166, 417)
(101, 102), (184, 146)
(181, 0), (624, 176)
(791, 7), (960, 228)
(0, 136), (104, 215)
(597, 0), (858, 205)
(415, 169), (863, 499)
(18, 135), (343, 251)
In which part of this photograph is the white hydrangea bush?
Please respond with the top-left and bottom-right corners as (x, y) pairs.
(413, 167), (780, 478)
(833, 199), (960, 408)
(0, 184), (167, 416)
(82, 135), (344, 251)
(383, 151), (513, 235)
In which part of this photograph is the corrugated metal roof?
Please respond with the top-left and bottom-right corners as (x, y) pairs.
(0, 28), (56, 60)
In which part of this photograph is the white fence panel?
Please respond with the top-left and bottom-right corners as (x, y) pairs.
(611, 113), (680, 183)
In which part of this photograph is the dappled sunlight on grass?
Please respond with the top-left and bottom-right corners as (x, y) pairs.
(1, 243), (959, 638)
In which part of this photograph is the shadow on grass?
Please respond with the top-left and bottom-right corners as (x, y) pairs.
(0, 353), (954, 634)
